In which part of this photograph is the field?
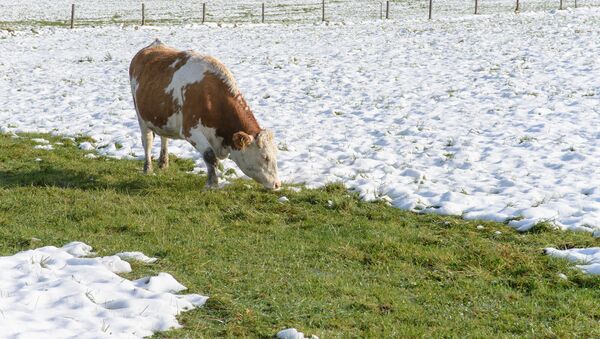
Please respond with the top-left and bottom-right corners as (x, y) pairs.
(1, 133), (600, 337)
(1, 1), (600, 337)
(2, 0), (599, 25)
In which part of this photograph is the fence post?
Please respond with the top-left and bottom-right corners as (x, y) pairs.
(515, 0), (520, 12)
(475, 0), (478, 14)
(202, 3), (206, 23)
(70, 4), (75, 29)
(141, 3), (145, 25)
(322, 0), (325, 22)
(380, 2), (383, 19)
(386, 1), (389, 19)
(262, 3), (265, 23)
(574, 0), (577, 7)
(429, 0), (433, 19)
(559, 0), (563, 9)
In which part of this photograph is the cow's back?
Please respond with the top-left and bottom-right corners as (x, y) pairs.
(130, 42), (190, 138)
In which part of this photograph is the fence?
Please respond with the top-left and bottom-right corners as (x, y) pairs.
(2, 0), (599, 27)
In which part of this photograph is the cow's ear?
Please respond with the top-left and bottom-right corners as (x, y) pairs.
(233, 131), (254, 150)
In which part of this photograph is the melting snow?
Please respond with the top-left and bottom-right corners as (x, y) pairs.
(545, 247), (600, 275)
(116, 251), (158, 264)
(0, 242), (208, 338)
(277, 328), (319, 339)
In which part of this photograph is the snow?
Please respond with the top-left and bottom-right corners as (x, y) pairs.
(0, 242), (208, 338)
(34, 144), (54, 150)
(545, 247), (600, 275)
(1, 0), (598, 25)
(0, 9), (600, 232)
(31, 138), (49, 144)
(2, 10), (599, 236)
(277, 328), (319, 339)
(116, 251), (158, 263)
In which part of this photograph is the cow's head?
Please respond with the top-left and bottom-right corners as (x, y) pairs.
(230, 129), (281, 190)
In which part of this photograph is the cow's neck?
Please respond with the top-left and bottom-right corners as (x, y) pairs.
(230, 93), (261, 134)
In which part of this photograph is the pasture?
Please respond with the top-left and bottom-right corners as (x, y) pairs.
(1, 132), (599, 337)
(1, 1), (600, 337)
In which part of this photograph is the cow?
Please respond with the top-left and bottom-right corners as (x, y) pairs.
(129, 39), (281, 190)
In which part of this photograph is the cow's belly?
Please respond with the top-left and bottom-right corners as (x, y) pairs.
(143, 111), (185, 140)
(148, 124), (183, 139)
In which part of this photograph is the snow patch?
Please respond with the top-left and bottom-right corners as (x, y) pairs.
(116, 251), (158, 263)
(545, 247), (600, 275)
(277, 328), (319, 339)
(0, 242), (208, 337)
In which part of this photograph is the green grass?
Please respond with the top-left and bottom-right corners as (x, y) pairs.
(1, 132), (599, 338)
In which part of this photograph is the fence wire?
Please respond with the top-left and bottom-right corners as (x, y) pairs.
(1, 0), (599, 25)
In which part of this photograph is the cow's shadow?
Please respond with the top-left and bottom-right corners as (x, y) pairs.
(0, 166), (198, 193)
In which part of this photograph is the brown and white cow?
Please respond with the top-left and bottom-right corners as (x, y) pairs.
(129, 39), (280, 190)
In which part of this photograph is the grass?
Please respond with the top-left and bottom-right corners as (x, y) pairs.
(1, 132), (599, 338)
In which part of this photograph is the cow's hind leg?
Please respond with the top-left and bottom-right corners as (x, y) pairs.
(158, 136), (169, 169)
(203, 149), (219, 188)
(140, 123), (154, 174)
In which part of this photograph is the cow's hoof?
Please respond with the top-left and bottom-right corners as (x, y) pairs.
(158, 161), (169, 170)
(204, 178), (219, 189)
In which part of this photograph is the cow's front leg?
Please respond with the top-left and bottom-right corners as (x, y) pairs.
(203, 149), (219, 188)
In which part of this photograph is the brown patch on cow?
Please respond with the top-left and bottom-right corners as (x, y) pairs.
(181, 73), (261, 149)
(129, 45), (190, 129)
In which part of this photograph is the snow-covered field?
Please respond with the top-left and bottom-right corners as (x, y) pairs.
(0, 242), (207, 338)
(2, 0), (599, 24)
(1, 9), (599, 234)
(1, 5), (600, 338)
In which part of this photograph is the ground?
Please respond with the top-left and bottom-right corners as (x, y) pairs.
(1, 133), (599, 337)
(1, 2), (600, 337)
(1, 9), (599, 232)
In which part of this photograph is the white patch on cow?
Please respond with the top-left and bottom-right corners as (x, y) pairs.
(186, 124), (227, 158)
(169, 58), (181, 69)
(200, 56), (240, 95)
(165, 58), (207, 106)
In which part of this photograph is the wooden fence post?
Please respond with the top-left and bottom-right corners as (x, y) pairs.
(141, 3), (145, 25)
(70, 4), (75, 29)
(475, 0), (479, 14)
(322, 0), (325, 22)
(380, 2), (383, 19)
(262, 3), (265, 23)
(515, 0), (520, 12)
(559, 0), (563, 9)
(429, 0), (433, 19)
(574, 0), (577, 7)
(202, 3), (206, 23)
(386, 1), (389, 19)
